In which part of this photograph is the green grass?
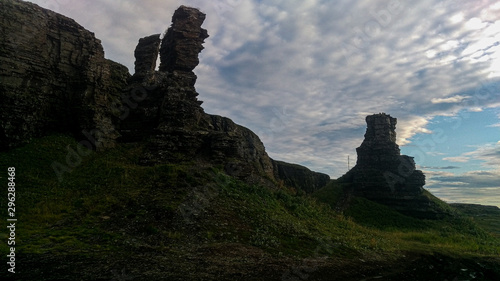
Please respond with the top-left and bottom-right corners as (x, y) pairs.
(215, 176), (385, 257)
(0, 134), (499, 268)
(0, 135), (211, 256)
(313, 178), (500, 257)
(450, 204), (500, 237)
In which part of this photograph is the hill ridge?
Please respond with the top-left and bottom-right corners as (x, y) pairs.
(1, 2), (499, 279)
(0, 0), (329, 193)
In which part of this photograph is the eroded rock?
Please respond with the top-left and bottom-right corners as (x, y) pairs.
(132, 34), (161, 80)
(159, 5), (209, 73)
(272, 160), (330, 194)
(130, 6), (328, 190)
(339, 113), (447, 219)
(1, 2), (329, 193)
(0, 0), (129, 150)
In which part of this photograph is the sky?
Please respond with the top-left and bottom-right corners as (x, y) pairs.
(28, 0), (500, 207)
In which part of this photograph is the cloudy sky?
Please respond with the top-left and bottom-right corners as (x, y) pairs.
(29, 0), (500, 207)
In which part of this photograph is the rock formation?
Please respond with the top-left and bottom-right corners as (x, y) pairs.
(121, 6), (274, 184)
(158, 6), (209, 73)
(0, 1), (329, 192)
(123, 5), (330, 189)
(339, 113), (445, 219)
(132, 34), (161, 80)
(272, 160), (331, 194)
(0, 0), (129, 151)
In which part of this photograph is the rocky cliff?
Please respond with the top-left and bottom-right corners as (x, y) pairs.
(0, 1), (329, 193)
(119, 5), (331, 188)
(0, 0), (129, 151)
(272, 160), (331, 194)
(339, 113), (447, 219)
(120, 6), (276, 183)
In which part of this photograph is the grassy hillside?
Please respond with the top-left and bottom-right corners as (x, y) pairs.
(1, 135), (499, 280)
(314, 182), (498, 252)
(451, 203), (500, 237)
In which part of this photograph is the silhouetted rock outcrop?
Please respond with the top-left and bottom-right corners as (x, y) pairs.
(132, 34), (161, 80)
(159, 6), (209, 73)
(0, 0), (129, 151)
(0, 2), (329, 192)
(339, 113), (447, 219)
(123, 5), (329, 190)
(126, 6), (276, 183)
(272, 160), (330, 193)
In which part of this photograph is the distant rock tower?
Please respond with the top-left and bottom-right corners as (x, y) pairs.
(339, 113), (444, 219)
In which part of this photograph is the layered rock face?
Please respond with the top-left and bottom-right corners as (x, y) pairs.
(356, 114), (400, 168)
(124, 6), (277, 182)
(158, 6), (209, 73)
(339, 113), (443, 219)
(132, 34), (161, 80)
(0, 0), (129, 151)
(122, 6), (330, 188)
(0, 2), (329, 192)
(353, 113), (425, 197)
(272, 160), (330, 194)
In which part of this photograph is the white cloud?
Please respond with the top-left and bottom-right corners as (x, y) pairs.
(464, 142), (500, 167)
(442, 156), (470, 163)
(431, 95), (470, 104)
(467, 107), (484, 112)
(425, 169), (500, 206)
(430, 169), (500, 188)
(397, 116), (431, 146)
(427, 186), (500, 207)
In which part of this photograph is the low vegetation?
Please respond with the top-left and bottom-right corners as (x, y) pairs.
(1, 134), (499, 280)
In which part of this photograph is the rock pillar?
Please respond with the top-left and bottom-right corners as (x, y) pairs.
(339, 113), (446, 219)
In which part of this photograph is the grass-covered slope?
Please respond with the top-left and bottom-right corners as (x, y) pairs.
(1, 135), (499, 280)
(451, 203), (500, 237)
(314, 182), (499, 253)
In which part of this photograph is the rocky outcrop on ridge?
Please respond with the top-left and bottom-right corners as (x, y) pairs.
(132, 34), (161, 80)
(339, 113), (447, 219)
(0, 1), (325, 191)
(121, 6), (277, 183)
(0, 0), (129, 151)
(158, 6), (209, 73)
(123, 5), (330, 189)
(272, 160), (331, 194)
(0, 1), (329, 192)
(129, 6), (330, 188)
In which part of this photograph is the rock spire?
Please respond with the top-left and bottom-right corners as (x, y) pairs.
(339, 113), (445, 219)
(0, 2), (330, 193)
